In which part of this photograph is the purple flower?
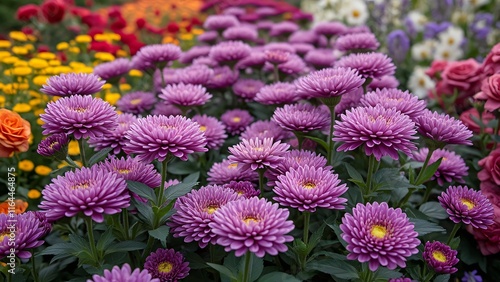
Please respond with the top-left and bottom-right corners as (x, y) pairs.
(153, 68), (180, 92)
(288, 30), (318, 44)
(335, 33), (380, 52)
(274, 165), (347, 212)
(209, 197), (294, 257)
(471, 13), (493, 40)
(223, 26), (258, 42)
(269, 21), (299, 37)
(116, 91), (157, 115)
(228, 137), (290, 171)
(221, 109), (254, 135)
(222, 7), (245, 17)
(255, 82), (299, 105)
(177, 64), (213, 86)
(240, 120), (290, 141)
(192, 114), (227, 150)
(387, 30), (410, 63)
(334, 105), (418, 160)
(209, 41), (251, 65)
(423, 241), (459, 274)
(88, 264), (159, 282)
(314, 22), (347, 38)
(235, 50), (266, 70)
(232, 79), (265, 101)
(304, 49), (336, 69)
(389, 278), (413, 282)
(37, 133), (69, 159)
(169, 185), (240, 248)
(144, 248), (190, 282)
(40, 73), (105, 96)
(159, 83), (212, 109)
(0, 212), (51, 259)
(197, 31), (218, 44)
(203, 15), (239, 31)
(93, 58), (131, 82)
(123, 115), (208, 163)
(88, 113), (137, 155)
(98, 155), (161, 189)
(462, 270), (483, 282)
(367, 75), (400, 91)
(334, 87), (363, 115)
(415, 110), (473, 147)
(295, 67), (365, 99)
(272, 103), (330, 133)
(340, 202), (420, 271)
(179, 46), (211, 64)
(255, 7), (279, 17)
(291, 43), (315, 56)
(266, 54), (306, 76)
(223, 181), (260, 198)
(264, 49), (290, 65)
(132, 44), (181, 71)
(412, 148), (468, 185)
(438, 185), (494, 229)
(360, 88), (426, 121)
(424, 22), (452, 39)
(256, 20), (273, 31)
(151, 103), (182, 116)
(207, 66), (239, 89)
(41, 95), (118, 140)
(264, 43), (296, 54)
(39, 165), (130, 222)
(207, 159), (258, 185)
(335, 52), (396, 79)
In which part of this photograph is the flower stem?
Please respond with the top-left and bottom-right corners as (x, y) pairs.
(160, 67), (166, 89)
(258, 169), (266, 195)
(78, 138), (87, 167)
(242, 251), (253, 282)
(294, 131), (304, 150)
(85, 217), (99, 266)
(364, 154), (377, 202)
(326, 105), (336, 166)
(303, 212), (310, 245)
(122, 208), (130, 240)
(446, 223), (461, 245)
(156, 159), (169, 208)
(398, 148), (436, 207)
(273, 65), (280, 82)
(31, 250), (39, 282)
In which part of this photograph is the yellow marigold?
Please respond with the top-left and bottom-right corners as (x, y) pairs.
(27, 35), (37, 42)
(2, 56), (19, 65)
(119, 83), (131, 91)
(0, 96), (5, 107)
(33, 75), (49, 86)
(0, 40), (11, 48)
(69, 61), (86, 69)
(48, 59), (61, 66)
(36, 118), (44, 126)
(9, 31), (27, 42)
(29, 133), (33, 145)
(34, 109), (44, 116)
(116, 49), (127, 57)
(162, 36), (179, 45)
(69, 47), (80, 54)
(28, 58), (48, 70)
(73, 66), (94, 74)
(12, 46), (29, 55)
(13, 103), (31, 113)
(68, 140), (80, 156)
(58, 159), (82, 169)
(54, 66), (73, 74)
(27, 189), (41, 199)
(179, 33), (194, 41)
(94, 33), (111, 42)
(0, 51), (11, 59)
(75, 34), (92, 44)
(102, 83), (113, 90)
(24, 44), (34, 51)
(94, 52), (115, 61)
(12, 66), (32, 76)
(29, 99), (42, 107)
(14, 60), (28, 67)
(35, 165), (52, 176)
(105, 92), (121, 105)
(129, 69), (143, 77)
(1, 83), (17, 95)
(37, 52), (56, 60)
(0, 199), (28, 214)
(192, 28), (204, 35)
(18, 160), (34, 172)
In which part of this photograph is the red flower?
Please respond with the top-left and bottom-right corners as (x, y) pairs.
(108, 6), (122, 19)
(89, 41), (120, 55)
(191, 17), (202, 26)
(81, 13), (105, 28)
(16, 4), (40, 22)
(482, 43), (500, 76)
(166, 22), (180, 33)
(475, 74), (500, 112)
(425, 60), (448, 79)
(110, 16), (127, 32)
(136, 18), (147, 30)
(441, 59), (483, 95)
(38, 45), (51, 53)
(41, 0), (66, 24)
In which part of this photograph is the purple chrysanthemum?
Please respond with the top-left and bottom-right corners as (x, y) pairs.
(192, 114), (227, 150)
(438, 185), (494, 229)
(333, 87), (363, 115)
(192, 56), (219, 67)
(264, 49), (290, 65)
(272, 103), (330, 133)
(335, 52), (396, 79)
(41, 95), (118, 140)
(235, 50), (266, 70)
(169, 185), (240, 248)
(206, 66), (239, 89)
(335, 33), (380, 52)
(274, 165), (347, 212)
(295, 67), (365, 99)
(132, 44), (182, 71)
(197, 31), (218, 44)
(288, 30), (318, 44)
(88, 113), (137, 155)
(367, 75), (400, 91)
(291, 43), (315, 56)
(254, 82), (299, 105)
(228, 137), (290, 171)
(209, 197), (294, 257)
(314, 22), (347, 38)
(304, 49), (336, 69)
(232, 79), (265, 101)
(177, 64), (213, 86)
(264, 43), (296, 54)
(388, 278), (413, 282)
(207, 159), (259, 185)
(39, 165), (130, 222)
(116, 91), (157, 115)
(220, 109), (254, 135)
(144, 248), (190, 282)
(98, 155), (161, 189)
(222, 7), (246, 17)
(37, 133), (69, 158)
(93, 58), (131, 82)
(415, 110), (473, 147)
(255, 7), (279, 17)
(223, 26), (258, 42)
(412, 148), (468, 185)
(151, 103), (182, 116)
(0, 212), (51, 259)
(40, 73), (105, 96)
(203, 15), (239, 31)
(340, 202), (420, 271)
(423, 241), (459, 274)
(179, 46), (211, 64)
(266, 54), (306, 75)
(159, 83), (212, 108)
(360, 88), (426, 121)
(209, 41), (251, 65)
(240, 120), (290, 141)
(333, 105), (418, 161)
(88, 263), (159, 282)
(269, 21), (299, 37)
(123, 115), (208, 163)
(153, 68), (180, 92)
(223, 181), (260, 198)
(462, 270), (483, 282)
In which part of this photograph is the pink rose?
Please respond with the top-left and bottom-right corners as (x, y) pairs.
(459, 108), (495, 134)
(482, 43), (500, 76)
(425, 60), (448, 79)
(441, 59), (482, 95)
(478, 149), (500, 185)
(475, 74), (500, 112)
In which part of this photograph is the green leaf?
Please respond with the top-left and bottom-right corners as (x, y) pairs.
(306, 259), (359, 280)
(257, 272), (301, 282)
(38, 243), (77, 263)
(373, 168), (423, 191)
(164, 172), (199, 202)
(415, 158), (443, 185)
(344, 163), (365, 188)
(449, 236), (460, 250)
(105, 241), (147, 255)
(307, 224), (325, 254)
(133, 199), (155, 227)
(409, 218), (446, 236)
(148, 225), (170, 247)
(127, 180), (156, 202)
(96, 228), (116, 253)
(292, 239), (308, 257)
(304, 135), (328, 151)
(167, 160), (199, 175)
(238, 253), (263, 282)
(419, 202), (448, 220)
(38, 263), (60, 282)
(326, 223), (348, 248)
(374, 267), (403, 280)
(434, 274), (450, 282)
(88, 147), (113, 166)
(207, 263), (237, 281)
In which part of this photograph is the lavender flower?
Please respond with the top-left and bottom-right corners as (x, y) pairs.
(438, 185), (494, 229)
(209, 41), (251, 65)
(207, 159), (258, 185)
(360, 88), (426, 121)
(289, 30), (318, 44)
(153, 68), (180, 92)
(88, 264), (159, 282)
(471, 13), (494, 40)
(40, 73), (105, 96)
(272, 103), (330, 133)
(177, 64), (213, 86)
(203, 15), (239, 32)
(209, 197), (294, 257)
(335, 52), (396, 79)
(264, 43), (296, 53)
(116, 91), (156, 115)
(179, 46), (211, 64)
(412, 148), (468, 185)
(88, 113), (137, 155)
(192, 114), (227, 150)
(223, 181), (260, 198)
(144, 248), (190, 281)
(295, 67), (365, 99)
(255, 7), (279, 17)
(335, 33), (380, 52)
(223, 26), (258, 42)
(462, 270), (483, 282)
(423, 241), (459, 274)
(93, 58), (131, 82)
(232, 79), (265, 101)
(132, 44), (182, 71)
(240, 120), (290, 141)
(228, 137), (290, 171)
(334, 88), (363, 115)
(41, 95), (118, 140)
(254, 82), (299, 105)
(221, 109), (254, 135)
(291, 43), (315, 56)
(340, 202), (420, 271)
(415, 110), (473, 147)
(159, 83), (212, 109)
(387, 30), (410, 63)
(267, 54), (306, 76)
(235, 50), (266, 70)
(98, 155), (161, 189)
(264, 49), (290, 65)
(37, 133), (69, 159)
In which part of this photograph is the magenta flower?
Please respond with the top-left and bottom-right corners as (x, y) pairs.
(314, 22), (347, 38)
(177, 64), (213, 86)
(228, 137), (290, 171)
(272, 103), (330, 133)
(223, 181), (260, 198)
(292, 43), (315, 55)
(412, 148), (468, 185)
(223, 26), (258, 42)
(264, 42), (296, 54)
(197, 31), (218, 44)
(37, 133), (69, 158)
(88, 113), (137, 155)
(333, 105), (418, 161)
(41, 95), (118, 140)
(335, 52), (396, 79)
(423, 241), (459, 274)
(254, 82), (299, 105)
(192, 114), (227, 150)
(88, 263), (160, 282)
(240, 120), (290, 141)
(152, 103), (182, 116)
(295, 67), (365, 99)
(367, 75), (400, 91)
(220, 109), (254, 135)
(203, 15), (239, 31)
(93, 58), (131, 82)
(123, 115), (208, 163)
(39, 165), (130, 222)
(159, 83), (212, 108)
(207, 66), (239, 89)
(304, 49), (336, 69)
(335, 32), (380, 52)
(333, 88), (363, 115)
(340, 202), (420, 271)
(415, 110), (473, 147)
(116, 91), (157, 115)
(209, 41), (251, 65)
(232, 79), (265, 101)
(98, 155), (161, 189)
(153, 68), (180, 92)
(264, 49), (290, 65)
(179, 46), (211, 64)
(236, 50), (266, 70)
(144, 248), (190, 282)
(289, 30), (318, 44)
(132, 44), (181, 71)
(269, 21), (299, 37)
(266, 54), (306, 75)
(40, 73), (105, 96)
(207, 159), (259, 185)
(438, 185), (494, 229)
(360, 88), (426, 121)
(209, 197), (294, 257)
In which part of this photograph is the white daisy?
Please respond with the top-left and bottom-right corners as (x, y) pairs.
(408, 67), (436, 99)
(434, 44), (463, 61)
(406, 11), (427, 32)
(411, 40), (436, 62)
(438, 26), (464, 48)
(339, 0), (369, 26)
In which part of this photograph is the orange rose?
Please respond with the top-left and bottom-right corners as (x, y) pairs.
(0, 108), (31, 157)
(0, 199), (28, 214)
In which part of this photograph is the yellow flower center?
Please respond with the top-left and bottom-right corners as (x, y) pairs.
(71, 107), (87, 113)
(232, 117), (241, 123)
(205, 205), (219, 214)
(71, 181), (91, 190)
(461, 198), (475, 210)
(118, 169), (131, 174)
(0, 231), (10, 242)
(301, 181), (316, 189)
(352, 9), (360, 18)
(158, 262), (173, 273)
(243, 216), (259, 225)
(49, 141), (59, 149)
(227, 163), (238, 169)
(130, 98), (142, 105)
(432, 250), (447, 263)
(199, 125), (207, 132)
(254, 147), (264, 151)
(370, 225), (387, 239)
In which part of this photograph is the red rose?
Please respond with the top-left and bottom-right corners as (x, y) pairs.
(478, 148), (500, 185)
(16, 4), (40, 22)
(459, 108), (495, 134)
(110, 16), (127, 32)
(482, 43), (500, 76)
(441, 59), (482, 95)
(136, 18), (147, 30)
(41, 0), (66, 24)
(475, 74), (500, 112)
(81, 13), (105, 28)
(425, 60), (448, 79)
(166, 22), (180, 34)
(108, 6), (122, 19)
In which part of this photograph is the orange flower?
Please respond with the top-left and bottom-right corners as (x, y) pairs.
(0, 199), (28, 214)
(0, 108), (31, 157)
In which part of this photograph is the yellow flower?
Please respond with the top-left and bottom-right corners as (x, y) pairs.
(33, 75), (49, 86)
(34, 109), (44, 116)
(69, 47), (80, 54)
(37, 52), (56, 60)
(58, 160), (82, 169)
(75, 35), (92, 44)
(2, 56), (19, 65)
(24, 44), (34, 51)
(27, 189), (41, 199)
(53, 66), (73, 74)
(105, 92), (121, 105)
(12, 66), (32, 76)
(9, 31), (27, 42)
(69, 61), (86, 69)
(68, 140), (80, 156)
(94, 52), (115, 61)
(0, 51), (11, 59)
(2, 83), (28, 94)
(14, 60), (28, 67)
(119, 84), (131, 91)
(192, 28), (204, 35)
(94, 33), (110, 42)
(27, 35), (37, 42)
(12, 46), (29, 55)
(56, 42), (69, 50)
(74, 67), (94, 74)
(0, 96), (5, 107)
(102, 83), (113, 90)
(35, 165), (52, 176)
(0, 40), (11, 48)
(29, 134), (33, 145)
(29, 99), (42, 107)
(13, 103), (31, 113)
(48, 59), (61, 66)
(28, 58), (48, 70)
(129, 69), (143, 77)
(18, 160), (34, 172)
(36, 118), (44, 126)
(179, 33), (194, 41)
(116, 49), (127, 57)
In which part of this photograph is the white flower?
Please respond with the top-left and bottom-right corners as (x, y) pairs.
(411, 40), (436, 61)
(438, 26), (464, 48)
(434, 44), (463, 61)
(406, 11), (427, 32)
(339, 0), (368, 26)
(408, 67), (435, 99)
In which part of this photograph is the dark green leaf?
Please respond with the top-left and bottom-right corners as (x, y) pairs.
(419, 202), (448, 220)
(206, 263), (237, 281)
(374, 267), (403, 280)
(105, 241), (147, 255)
(184, 252), (210, 270)
(344, 163), (365, 187)
(307, 224), (325, 254)
(449, 237), (460, 250)
(133, 199), (155, 227)
(96, 228), (115, 253)
(292, 239), (308, 257)
(127, 180), (156, 202)
(238, 254), (263, 282)
(304, 135), (328, 151)
(148, 225), (170, 247)
(38, 263), (60, 282)
(415, 158), (443, 185)
(164, 172), (199, 202)
(88, 147), (113, 166)
(434, 274), (450, 282)
(326, 223), (348, 248)
(167, 160), (199, 175)
(409, 218), (446, 236)
(257, 272), (301, 282)
(374, 168), (423, 191)
(306, 259), (359, 280)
